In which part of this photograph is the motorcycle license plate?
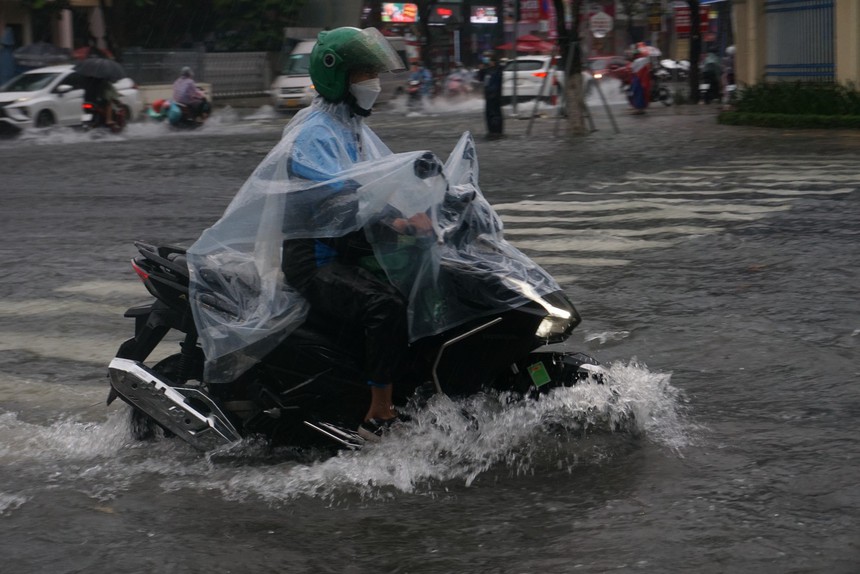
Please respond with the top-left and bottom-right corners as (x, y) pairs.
(81, 113), (93, 122)
(527, 361), (552, 388)
(699, 83), (710, 91)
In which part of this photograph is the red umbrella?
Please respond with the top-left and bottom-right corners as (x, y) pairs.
(73, 45), (114, 60)
(517, 34), (545, 43)
(496, 40), (556, 53)
(496, 42), (541, 52)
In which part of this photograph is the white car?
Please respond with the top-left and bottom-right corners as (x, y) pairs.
(0, 64), (142, 134)
(501, 55), (564, 103)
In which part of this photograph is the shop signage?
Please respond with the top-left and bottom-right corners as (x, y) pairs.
(589, 11), (613, 38)
(674, 5), (709, 35)
(382, 3), (419, 23)
(471, 6), (499, 24)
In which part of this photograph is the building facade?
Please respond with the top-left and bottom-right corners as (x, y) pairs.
(732, 0), (860, 85)
(1, 0), (113, 58)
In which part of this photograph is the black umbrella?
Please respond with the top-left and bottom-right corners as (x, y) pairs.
(74, 57), (126, 81)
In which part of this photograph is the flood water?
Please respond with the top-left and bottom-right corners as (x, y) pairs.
(1, 97), (858, 573)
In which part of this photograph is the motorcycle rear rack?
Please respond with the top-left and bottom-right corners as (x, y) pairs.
(108, 358), (242, 451)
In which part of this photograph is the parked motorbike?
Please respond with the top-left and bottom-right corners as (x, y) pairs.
(106, 133), (616, 453)
(81, 99), (129, 133)
(621, 74), (672, 107)
(659, 59), (690, 81)
(651, 77), (673, 106)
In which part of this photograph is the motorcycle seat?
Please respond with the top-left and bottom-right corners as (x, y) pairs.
(167, 252), (188, 275)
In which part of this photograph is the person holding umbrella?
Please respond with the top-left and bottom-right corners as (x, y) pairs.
(75, 56), (127, 129)
(82, 75), (119, 127)
(626, 44), (652, 114)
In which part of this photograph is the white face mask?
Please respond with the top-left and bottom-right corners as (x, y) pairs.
(349, 77), (381, 110)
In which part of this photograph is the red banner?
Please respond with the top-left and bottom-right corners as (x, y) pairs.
(516, 0), (558, 39)
(674, 5), (709, 34)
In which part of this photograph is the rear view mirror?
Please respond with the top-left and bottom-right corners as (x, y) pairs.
(56, 84), (73, 94)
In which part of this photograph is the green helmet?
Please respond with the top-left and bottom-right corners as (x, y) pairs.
(310, 27), (405, 103)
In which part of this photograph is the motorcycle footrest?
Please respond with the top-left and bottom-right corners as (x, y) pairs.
(303, 420), (365, 450)
(108, 357), (242, 451)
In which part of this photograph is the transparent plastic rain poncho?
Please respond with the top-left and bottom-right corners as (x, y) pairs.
(187, 99), (560, 383)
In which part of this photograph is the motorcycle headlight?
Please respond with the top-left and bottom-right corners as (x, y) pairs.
(535, 309), (574, 339)
(502, 278), (581, 342)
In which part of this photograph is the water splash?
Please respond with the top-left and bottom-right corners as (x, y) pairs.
(584, 330), (631, 344)
(0, 361), (687, 503)
(0, 107), (278, 149)
(0, 491), (28, 515)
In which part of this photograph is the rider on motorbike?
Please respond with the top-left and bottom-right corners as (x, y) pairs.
(172, 66), (210, 122)
(82, 75), (119, 127)
(187, 27), (426, 442)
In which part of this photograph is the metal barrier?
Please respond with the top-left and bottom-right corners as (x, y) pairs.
(122, 48), (206, 84)
(765, 0), (834, 81)
(204, 52), (272, 97)
(122, 49), (273, 98)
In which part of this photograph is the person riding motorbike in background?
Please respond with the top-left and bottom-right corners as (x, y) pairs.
(701, 51), (722, 105)
(186, 27), (434, 442)
(409, 62), (433, 103)
(172, 66), (210, 121)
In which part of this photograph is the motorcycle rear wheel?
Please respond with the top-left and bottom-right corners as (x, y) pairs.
(109, 105), (130, 134)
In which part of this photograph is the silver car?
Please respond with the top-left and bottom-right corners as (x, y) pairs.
(0, 64), (142, 134)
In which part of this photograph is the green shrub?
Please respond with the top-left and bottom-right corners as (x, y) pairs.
(734, 81), (860, 115)
(717, 111), (860, 129)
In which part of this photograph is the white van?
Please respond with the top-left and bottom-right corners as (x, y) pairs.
(270, 36), (409, 112)
(270, 39), (317, 111)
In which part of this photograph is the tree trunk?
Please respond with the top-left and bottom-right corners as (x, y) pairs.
(687, 0), (702, 103)
(417, 1), (434, 70)
(554, 0), (587, 135)
(565, 71), (588, 135)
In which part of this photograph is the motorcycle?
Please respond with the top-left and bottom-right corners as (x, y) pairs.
(106, 133), (613, 453)
(406, 79), (423, 111)
(81, 99), (129, 133)
(621, 73), (672, 108)
(651, 77), (673, 107)
(699, 60), (722, 105)
(444, 70), (472, 98)
(145, 98), (209, 129)
(659, 59), (690, 81)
